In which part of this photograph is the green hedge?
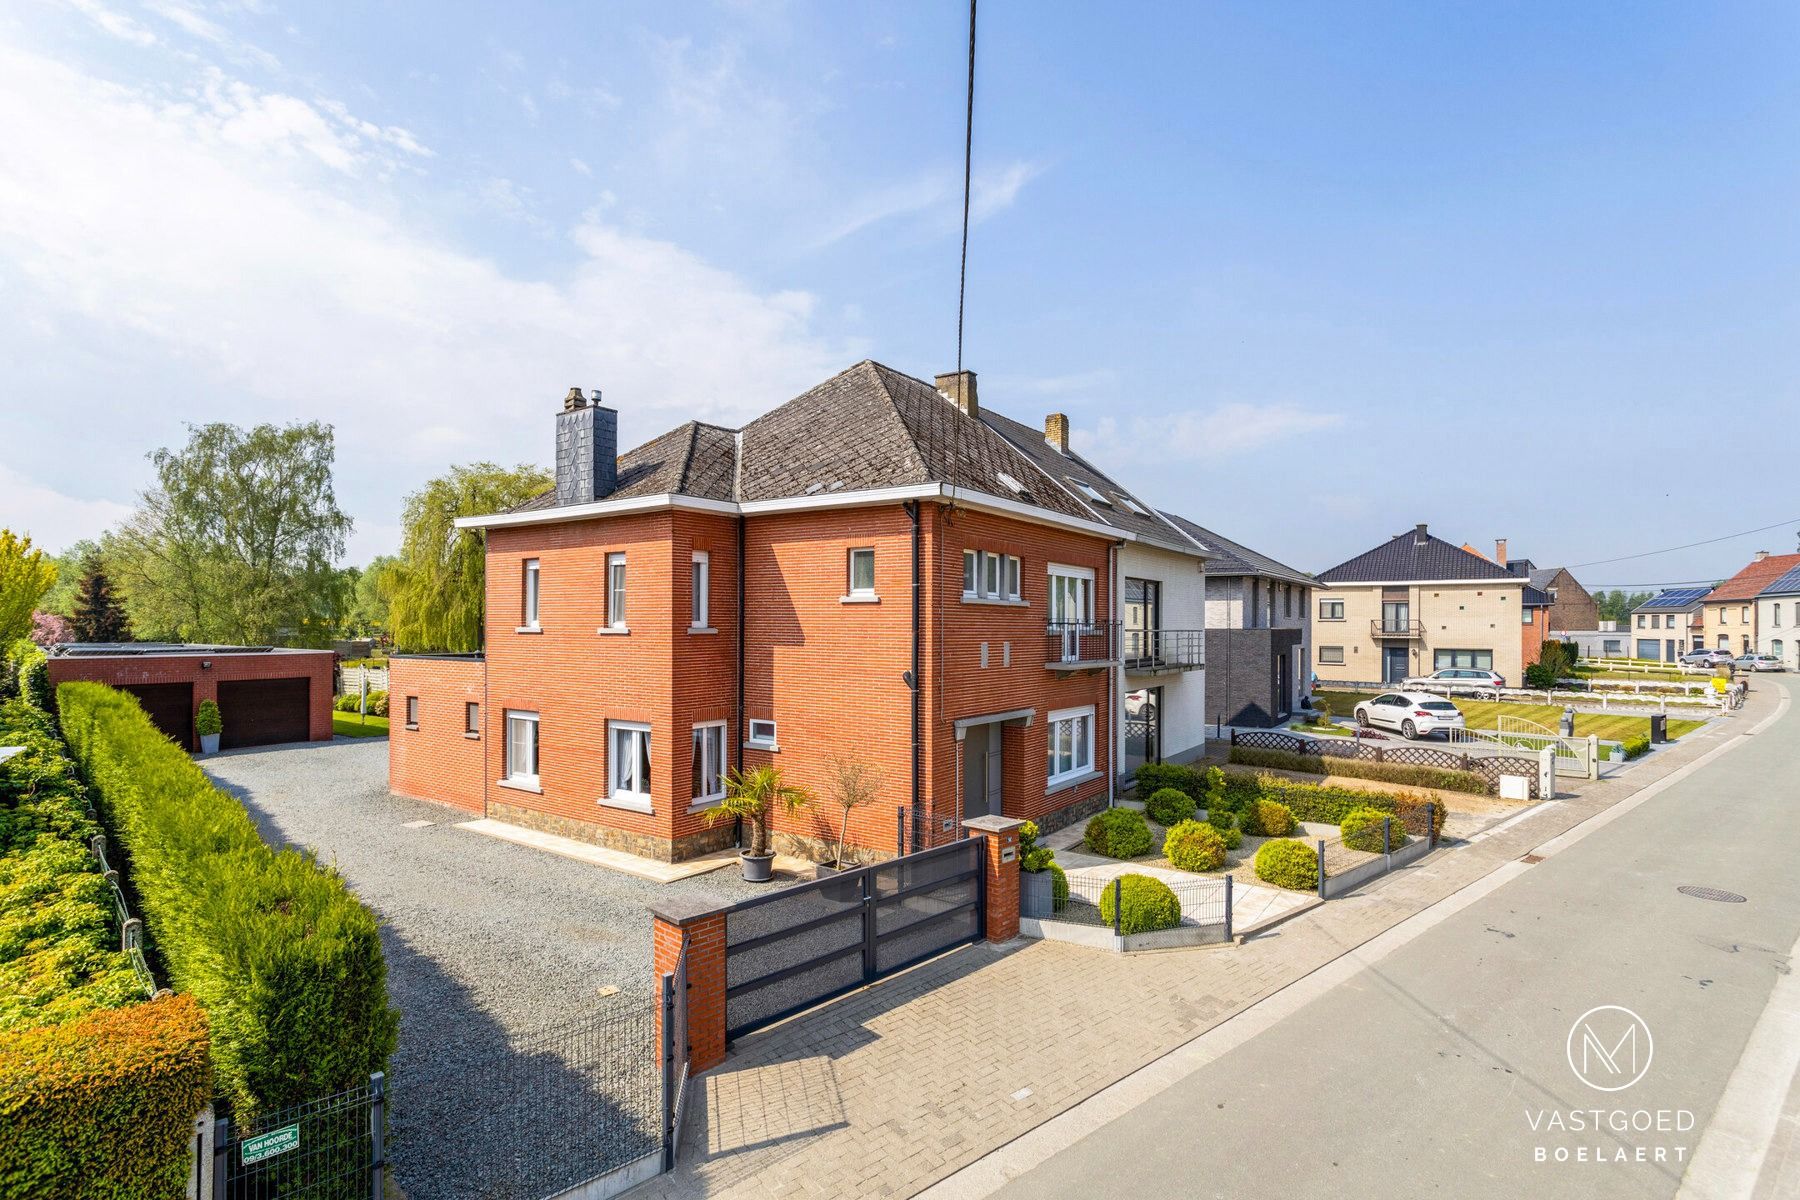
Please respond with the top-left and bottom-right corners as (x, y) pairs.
(1222, 772), (1445, 840)
(1239, 798), (1297, 838)
(1098, 873), (1181, 934)
(1227, 745), (1489, 795)
(1162, 820), (1226, 872)
(1340, 807), (1409, 854)
(0, 700), (140, 1032)
(1621, 734), (1651, 760)
(1084, 807), (1154, 859)
(57, 682), (398, 1113)
(5, 640), (50, 711)
(1254, 839), (1318, 891)
(0, 993), (210, 1200)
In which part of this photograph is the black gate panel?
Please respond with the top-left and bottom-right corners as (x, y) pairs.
(723, 839), (983, 1040)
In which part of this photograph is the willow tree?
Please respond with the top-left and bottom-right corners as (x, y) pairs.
(387, 463), (551, 653)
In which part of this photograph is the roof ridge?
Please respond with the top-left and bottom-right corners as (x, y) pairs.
(672, 422), (700, 495)
(865, 362), (932, 482)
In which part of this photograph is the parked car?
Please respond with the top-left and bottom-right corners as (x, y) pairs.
(1354, 691), (1468, 740)
(1402, 668), (1506, 696)
(1680, 648), (1733, 667)
(1734, 653), (1784, 672)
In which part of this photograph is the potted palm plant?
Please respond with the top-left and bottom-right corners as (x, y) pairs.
(195, 699), (222, 755)
(704, 765), (813, 882)
(815, 756), (880, 899)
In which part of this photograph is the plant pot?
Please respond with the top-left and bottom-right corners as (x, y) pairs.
(1021, 869), (1053, 918)
(740, 852), (775, 883)
(198, 733), (220, 755)
(814, 860), (861, 901)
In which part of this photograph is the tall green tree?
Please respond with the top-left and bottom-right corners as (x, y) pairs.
(388, 463), (551, 652)
(344, 554), (402, 640)
(38, 540), (99, 617)
(105, 422), (353, 646)
(70, 553), (134, 642)
(0, 530), (57, 644)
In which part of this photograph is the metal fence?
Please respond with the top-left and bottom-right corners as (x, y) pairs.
(1230, 728), (1542, 798)
(87, 832), (157, 999)
(721, 838), (984, 1040)
(1023, 869), (1232, 947)
(660, 941), (691, 1172)
(1317, 804), (1439, 900)
(211, 1075), (385, 1200)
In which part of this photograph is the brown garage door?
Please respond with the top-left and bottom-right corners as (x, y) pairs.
(218, 677), (311, 749)
(122, 683), (194, 750)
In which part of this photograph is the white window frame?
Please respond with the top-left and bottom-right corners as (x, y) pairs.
(1318, 646), (1345, 665)
(1046, 705), (1095, 786)
(603, 552), (628, 632)
(690, 552), (710, 630)
(607, 720), (653, 813)
(846, 547), (877, 600)
(1047, 563), (1094, 624)
(746, 718), (779, 750)
(963, 549), (977, 595)
(503, 710), (540, 790)
(962, 548), (1022, 601)
(690, 721), (726, 810)
(521, 559), (541, 630)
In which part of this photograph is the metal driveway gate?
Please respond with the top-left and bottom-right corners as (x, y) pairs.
(723, 839), (984, 1039)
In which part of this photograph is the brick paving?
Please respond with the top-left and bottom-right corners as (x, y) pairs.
(636, 698), (1760, 1199)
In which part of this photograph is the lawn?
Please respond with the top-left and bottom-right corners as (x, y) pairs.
(1313, 691), (1704, 743)
(332, 713), (390, 738)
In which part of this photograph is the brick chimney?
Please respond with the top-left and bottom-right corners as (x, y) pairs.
(554, 386), (618, 506)
(1044, 413), (1070, 454)
(1495, 537), (1508, 567)
(936, 370), (978, 418)
(1414, 522), (1429, 546)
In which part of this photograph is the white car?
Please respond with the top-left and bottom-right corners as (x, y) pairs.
(1354, 691), (1467, 740)
(1402, 668), (1506, 697)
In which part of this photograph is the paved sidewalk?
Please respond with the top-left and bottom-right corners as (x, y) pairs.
(637, 694), (1765, 1200)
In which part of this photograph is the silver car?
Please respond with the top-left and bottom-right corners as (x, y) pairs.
(1734, 654), (1784, 672)
(1402, 668), (1505, 697)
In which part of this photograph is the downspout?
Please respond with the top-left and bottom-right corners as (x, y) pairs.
(735, 514), (747, 849)
(906, 500), (922, 852)
(1109, 540), (1120, 806)
(480, 528), (491, 820)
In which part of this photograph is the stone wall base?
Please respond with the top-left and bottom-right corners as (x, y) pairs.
(487, 801), (737, 863)
(1028, 789), (1110, 836)
(770, 829), (900, 866)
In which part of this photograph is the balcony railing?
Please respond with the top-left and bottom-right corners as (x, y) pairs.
(1372, 619), (1425, 639)
(1045, 619), (1120, 670)
(1122, 628), (1205, 674)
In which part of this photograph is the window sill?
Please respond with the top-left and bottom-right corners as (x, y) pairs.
(596, 626), (631, 636)
(601, 795), (653, 815)
(1046, 768), (1104, 796)
(839, 594), (880, 605)
(496, 778), (542, 795)
(403, 723), (420, 732)
(515, 625), (543, 635)
(687, 797), (724, 815)
(744, 741), (780, 753)
(688, 625), (718, 635)
(462, 731), (480, 740)
(961, 595), (1028, 607)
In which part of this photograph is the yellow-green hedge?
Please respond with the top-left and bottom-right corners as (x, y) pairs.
(0, 993), (210, 1200)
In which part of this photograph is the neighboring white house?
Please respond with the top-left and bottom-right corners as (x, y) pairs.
(1755, 563), (1800, 669)
(1626, 587), (1709, 662)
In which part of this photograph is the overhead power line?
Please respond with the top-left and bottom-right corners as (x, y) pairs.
(1569, 518), (1800, 570)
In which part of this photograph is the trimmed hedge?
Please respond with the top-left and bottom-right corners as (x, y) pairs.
(1240, 798), (1297, 838)
(1163, 820), (1227, 872)
(1254, 839), (1319, 891)
(1084, 807), (1153, 859)
(1227, 745), (1488, 796)
(1340, 806), (1409, 854)
(1133, 761), (1204, 802)
(6, 640), (50, 711)
(1222, 771), (1442, 842)
(1621, 734), (1651, 760)
(1047, 862), (1069, 910)
(1098, 873), (1181, 934)
(1144, 787), (1196, 827)
(0, 993), (210, 1200)
(57, 683), (398, 1113)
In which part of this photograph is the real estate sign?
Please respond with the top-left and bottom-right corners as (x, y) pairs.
(240, 1124), (300, 1166)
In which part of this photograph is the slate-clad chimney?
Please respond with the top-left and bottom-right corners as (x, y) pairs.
(555, 387), (618, 506)
(1414, 522), (1429, 546)
(936, 370), (978, 418)
(1045, 413), (1070, 454)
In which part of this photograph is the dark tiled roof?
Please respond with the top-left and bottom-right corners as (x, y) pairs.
(1761, 565), (1800, 596)
(1707, 553), (1800, 602)
(1527, 567), (1560, 591)
(1522, 585), (1553, 607)
(1317, 528), (1519, 584)
(1635, 586), (1710, 612)
(1157, 511), (1312, 587)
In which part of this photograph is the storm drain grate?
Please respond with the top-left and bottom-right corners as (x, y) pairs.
(1677, 886), (1746, 904)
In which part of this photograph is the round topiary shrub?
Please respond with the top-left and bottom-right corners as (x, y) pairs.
(1098, 873), (1182, 934)
(1219, 824), (1242, 851)
(1084, 807), (1153, 859)
(1254, 838), (1319, 891)
(1162, 820), (1227, 872)
(1049, 862), (1069, 911)
(1144, 787), (1197, 827)
(1339, 806), (1407, 854)
(1242, 799), (1297, 838)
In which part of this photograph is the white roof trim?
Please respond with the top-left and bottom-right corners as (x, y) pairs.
(1314, 578), (1526, 589)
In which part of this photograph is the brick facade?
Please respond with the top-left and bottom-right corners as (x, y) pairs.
(46, 648), (333, 749)
(386, 655), (486, 813)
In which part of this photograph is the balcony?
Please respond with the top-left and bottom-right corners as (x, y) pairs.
(1122, 627), (1205, 675)
(1372, 619), (1425, 639)
(1045, 620), (1120, 672)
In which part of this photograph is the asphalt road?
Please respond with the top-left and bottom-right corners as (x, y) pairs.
(992, 687), (1800, 1199)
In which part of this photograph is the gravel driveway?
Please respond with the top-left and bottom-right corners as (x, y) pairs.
(203, 737), (762, 1199)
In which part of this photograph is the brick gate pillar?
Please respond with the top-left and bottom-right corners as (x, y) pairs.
(962, 815), (1025, 943)
(650, 898), (728, 1074)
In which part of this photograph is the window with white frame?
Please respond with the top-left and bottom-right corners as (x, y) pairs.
(747, 718), (778, 748)
(1046, 706), (1094, 785)
(1742, 605), (1750, 622)
(1319, 599), (1345, 621)
(961, 549), (1021, 601)
(1318, 646), (1345, 665)
(504, 711), (539, 786)
(605, 553), (627, 629)
(609, 721), (652, 810)
(691, 722), (726, 805)
(522, 559), (541, 628)
(691, 552), (709, 628)
(1637, 614), (1646, 628)
(847, 547), (876, 597)
(1047, 565), (1092, 624)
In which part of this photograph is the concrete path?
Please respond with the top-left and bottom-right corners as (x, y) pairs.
(637, 688), (1788, 1200)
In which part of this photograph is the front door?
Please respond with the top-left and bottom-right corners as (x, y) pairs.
(962, 724), (1003, 819)
(1383, 645), (1409, 683)
(1124, 687), (1162, 775)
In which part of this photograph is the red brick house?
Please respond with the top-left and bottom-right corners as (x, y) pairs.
(389, 362), (1131, 862)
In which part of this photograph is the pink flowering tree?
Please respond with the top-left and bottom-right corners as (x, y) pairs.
(30, 610), (71, 647)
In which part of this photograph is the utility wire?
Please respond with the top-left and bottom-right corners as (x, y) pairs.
(1568, 518), (1800, 569)
(955, 0), (977, 374)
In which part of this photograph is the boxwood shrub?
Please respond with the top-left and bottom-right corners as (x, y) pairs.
(1048, 862), (1069, 911)
(1254, 839), (1319, 891)
(1098, 873), (1182, 934)
(1620, 734), (1651, 760)
(1084, 806), (1153, 859)
(1134, 761), (1203, 802)
(1227, 745), (1488, 795)
(1240, 798), (1297, 838)
(1162, 820), (1226, 872)
(1143, 787), (1196, 827)
(1339, 806), (1408, 854)
(57, 683), (399, 1113)
(0, 993), (210, 1200)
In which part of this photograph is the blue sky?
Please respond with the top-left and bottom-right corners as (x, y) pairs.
(2, 1), (1796, 587)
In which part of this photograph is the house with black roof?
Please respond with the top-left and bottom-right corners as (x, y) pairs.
(1627, 587), (1709, 663)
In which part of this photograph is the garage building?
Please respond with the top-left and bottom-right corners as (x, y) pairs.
(46, 644), (334, 751)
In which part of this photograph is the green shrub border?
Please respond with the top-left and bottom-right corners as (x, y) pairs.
(1227, 744), (1489, 795)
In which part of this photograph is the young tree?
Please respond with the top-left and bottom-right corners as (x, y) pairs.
(0, 530), (57, 645)
(386, 463), (552, 652)
(106, 422), (353, 646)
(826, 755), (882, 867)
(69, 553), (133, 642)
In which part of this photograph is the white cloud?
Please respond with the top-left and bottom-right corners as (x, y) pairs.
(1074, 403), (1344, 461)
(971, 161), (1043, 222)
(0, 40), (852, 555)
(60, 0), (158, 47)
(811, 160), (1043, 250)
(569, 156), (593, 177)
(0, 465), (135, 552)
